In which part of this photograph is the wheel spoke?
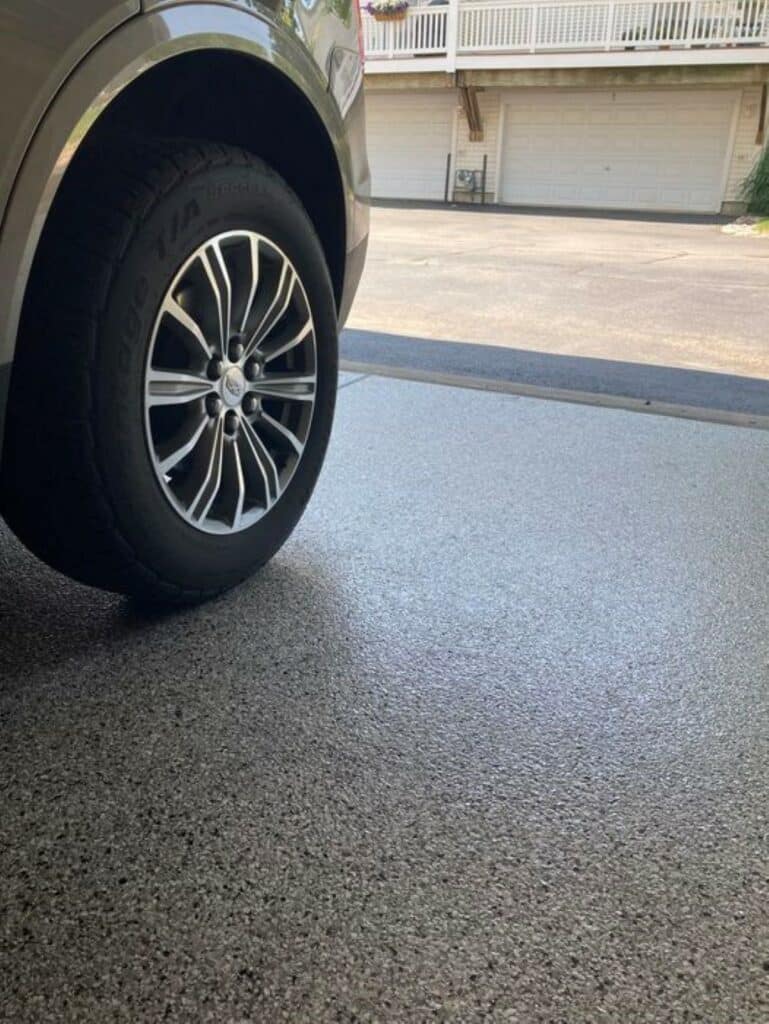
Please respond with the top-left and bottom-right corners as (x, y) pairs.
(244, 259), (296, 358)
(259, 410), (305, 456)
(147, 368), (214, 407)
(212, 240), (234, 345)
(157, 414), (209, 475)
(239, 416), (280, 508)
(162, 296), (213, 361)
(247, 373), (315, 403)
(199, 244), (232, 355)
(189, 416), (226, 522)
(231, 441), (246, 530)
(262, 318), (313, 365)
(240, 234), (260, 334)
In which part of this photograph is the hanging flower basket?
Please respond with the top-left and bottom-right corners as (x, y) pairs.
(367, 1), (409, 21)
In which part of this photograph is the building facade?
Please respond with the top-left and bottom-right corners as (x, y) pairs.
(363, 0), (769, 213)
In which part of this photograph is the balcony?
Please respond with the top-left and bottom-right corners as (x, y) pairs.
(362, 0), (769, 72)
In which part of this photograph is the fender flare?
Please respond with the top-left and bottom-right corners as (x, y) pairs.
(0, 3), (354, 450)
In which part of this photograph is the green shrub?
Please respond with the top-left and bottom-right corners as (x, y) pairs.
(742, 145), (769, 215)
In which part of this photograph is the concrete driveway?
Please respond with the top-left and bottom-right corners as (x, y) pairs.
(347, 204), (769, 380)
(3, 372), (769, 1022)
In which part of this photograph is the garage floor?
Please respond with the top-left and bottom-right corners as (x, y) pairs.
(2, 373), (769, 1022)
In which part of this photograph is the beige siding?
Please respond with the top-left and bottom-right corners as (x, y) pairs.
(724, 86), (765, 203)
(453, 90), (502, 198)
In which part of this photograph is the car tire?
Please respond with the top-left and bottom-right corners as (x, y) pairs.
(0, 139), (338, 603)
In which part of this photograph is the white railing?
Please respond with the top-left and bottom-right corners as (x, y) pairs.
(363, 0), (769, 59)
(363, 6), (449, 57)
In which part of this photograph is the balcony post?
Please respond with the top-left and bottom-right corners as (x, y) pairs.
(604, 0), (615, 49)
(445, 0), (460, 71)
(684, 0), (697, 47)
(529, 2), (538, 52)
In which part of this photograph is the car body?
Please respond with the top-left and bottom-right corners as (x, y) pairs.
(0, 0), (370, 462)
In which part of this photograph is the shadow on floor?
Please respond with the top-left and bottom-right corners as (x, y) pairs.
(0, 523), (350, 687)
(341, 329), (769, 422)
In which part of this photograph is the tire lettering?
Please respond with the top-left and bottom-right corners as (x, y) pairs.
(134, 275), (149, 308)
(182, 198), (201, 232)
(151, 200), (201, 263)
(125, 307), (141, 340)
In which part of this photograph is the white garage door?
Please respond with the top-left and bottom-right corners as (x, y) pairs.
(366, 91), (455, 200)
(499, 89), (738, 213)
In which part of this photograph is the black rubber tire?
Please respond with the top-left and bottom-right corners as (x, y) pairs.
(0, 139), (338, 603)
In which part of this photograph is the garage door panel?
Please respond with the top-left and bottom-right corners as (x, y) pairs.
(500, 88), (737, 213)
(366, 91), (454, 201)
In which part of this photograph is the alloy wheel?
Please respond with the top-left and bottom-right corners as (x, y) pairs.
(144, 230), (317, 534)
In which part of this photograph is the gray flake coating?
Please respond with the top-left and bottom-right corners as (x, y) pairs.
(1, 377), (768, 1022)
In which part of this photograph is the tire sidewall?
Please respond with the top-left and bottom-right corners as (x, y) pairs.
(94, 161), (337, 592)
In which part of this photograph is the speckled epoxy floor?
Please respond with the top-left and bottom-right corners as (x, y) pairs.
(2, 375), (769, 1023)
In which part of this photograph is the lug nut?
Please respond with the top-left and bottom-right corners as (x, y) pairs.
(224, 410), (240, 436)
(243, 394), (260, 415)
(228, 335), (245, 362)
(245, 358), (262, 381)
(207, 357), (224, 381)
(206, 394), (223, 417)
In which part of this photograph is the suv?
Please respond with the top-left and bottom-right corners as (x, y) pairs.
(0, 0), (369, 603)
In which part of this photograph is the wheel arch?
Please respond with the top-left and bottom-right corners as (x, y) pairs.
(0, 3), (351, 459)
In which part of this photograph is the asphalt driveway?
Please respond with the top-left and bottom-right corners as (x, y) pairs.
(345, 205), (769, 413)
(2, 372), (769, 1022)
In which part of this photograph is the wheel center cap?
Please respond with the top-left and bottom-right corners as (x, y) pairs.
(221, 366), (246, 407)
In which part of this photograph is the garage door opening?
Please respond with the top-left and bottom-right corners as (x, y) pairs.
(499, 88), (739, 214)
(366, 90), (456, 201)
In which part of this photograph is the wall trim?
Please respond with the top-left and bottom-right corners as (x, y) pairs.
(493, 101), (505, 203)
(458, 63), (769, 89)
(720, 92), (744, 211)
